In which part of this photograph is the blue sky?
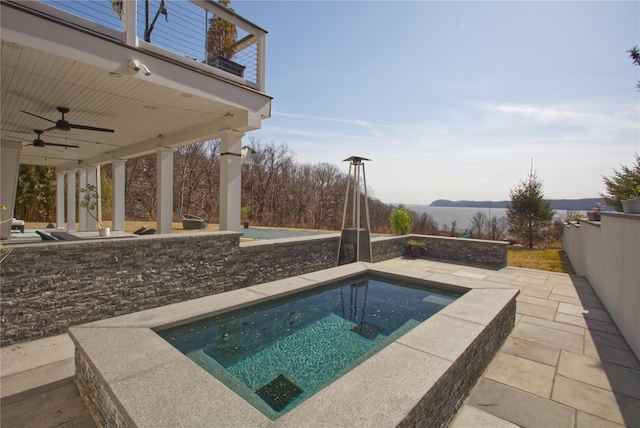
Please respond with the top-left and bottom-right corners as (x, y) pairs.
(232, 1), (639, 205)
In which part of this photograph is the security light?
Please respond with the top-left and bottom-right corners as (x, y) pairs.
(129, 59), (151, 76)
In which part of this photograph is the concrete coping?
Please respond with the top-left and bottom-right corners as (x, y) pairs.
(600, 211), (640, 220)
(70, 262), (519, 427)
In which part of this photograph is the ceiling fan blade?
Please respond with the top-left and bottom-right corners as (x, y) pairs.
(20, 110), (56, 123)
(69, 123), (115, 133)
(44, 142), (79, 149)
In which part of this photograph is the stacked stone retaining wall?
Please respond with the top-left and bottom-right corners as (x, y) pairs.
(418, 235), (508, 267)
(1, 232), (507, 346)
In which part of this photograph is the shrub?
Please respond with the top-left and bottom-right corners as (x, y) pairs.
(389, 206), (413, 235)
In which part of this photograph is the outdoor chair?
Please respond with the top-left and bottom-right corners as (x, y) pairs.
(35, 230), (57, 241)
(141, 228), (156, 235)
(133, 226), (147, 235)
(181, 214), (206, 230)
(11, 218), (24, 233)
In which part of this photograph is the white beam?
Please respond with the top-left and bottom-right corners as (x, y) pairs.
(58, 110), (264, 171)
(156, 147), (174, 234)
(219, 130), (244, 231)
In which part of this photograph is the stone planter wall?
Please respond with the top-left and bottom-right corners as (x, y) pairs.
(417, 235), (509, 268)
(1, 232), (507, 346)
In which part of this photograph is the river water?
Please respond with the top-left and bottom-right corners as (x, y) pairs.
(405, 205), (583, 232)
(407, 206), (508, 232)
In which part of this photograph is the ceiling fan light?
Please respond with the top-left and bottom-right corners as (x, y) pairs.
(57, 121), (71, 131)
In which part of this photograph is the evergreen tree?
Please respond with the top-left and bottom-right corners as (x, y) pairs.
(15, 165), (57, 222)
(206, 0), (237, 62)
(507, 171), (554, 248)
(629, 45), (640, 90)
(600, 153), (640, 211)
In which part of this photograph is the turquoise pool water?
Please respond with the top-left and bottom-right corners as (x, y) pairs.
(158, 274), (462, 419)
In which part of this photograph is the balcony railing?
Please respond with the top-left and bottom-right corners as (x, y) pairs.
(7, 0), (266, 91)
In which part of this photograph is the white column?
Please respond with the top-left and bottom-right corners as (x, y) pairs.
(96, 165), (102, 227)
(78, 167), (88, 231)
(112, 159), (126, 231)
(257, 35), (266, 92)
(219, 130), (244, 232)
(0, 141), (22, 240)
(123, 0), (138, 46)
(67, 170), (76, 231)
(78, 167), (98, 231)
(156, 147), (174, 234)
(56, 171), (65, 229)
(86, 166), (98, 231)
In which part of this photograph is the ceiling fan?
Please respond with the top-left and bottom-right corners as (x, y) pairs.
(20, 106), (114, 133)
(26, 130), (79, 149)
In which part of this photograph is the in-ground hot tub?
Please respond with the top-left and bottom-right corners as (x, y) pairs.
(71, 262), (518, 427)
(157, 273), (464, 419)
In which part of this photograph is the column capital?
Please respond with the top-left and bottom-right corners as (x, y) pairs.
(155, 146), (174, 154)
(219, 129), (245, 139)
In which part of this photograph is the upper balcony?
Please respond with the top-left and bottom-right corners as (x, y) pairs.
(1, 0), (271, 170)
(6, 0), (267, 91)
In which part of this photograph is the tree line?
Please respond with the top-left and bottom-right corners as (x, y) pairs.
(20, 139), (636, 250)
(10, 137), (547, 243)
(16, 139), (427, 234)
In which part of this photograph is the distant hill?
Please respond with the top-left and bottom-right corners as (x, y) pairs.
(429, 198), (611, 211)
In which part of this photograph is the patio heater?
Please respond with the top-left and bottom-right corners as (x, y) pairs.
(338, 156), (372, 265)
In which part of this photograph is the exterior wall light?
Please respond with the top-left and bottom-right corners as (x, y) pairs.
(129, 59), (151, 76)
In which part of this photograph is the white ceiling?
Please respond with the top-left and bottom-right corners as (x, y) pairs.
(1, 3), (271, 171)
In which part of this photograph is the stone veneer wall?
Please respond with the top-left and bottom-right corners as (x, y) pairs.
(398, 299), (516, 428)
(418, 235), (508, 268)
(74, 349), (133, 428)
(1, 232), (507, 346)
(72, 279), (517, 428)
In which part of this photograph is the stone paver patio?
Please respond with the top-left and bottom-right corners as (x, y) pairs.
(2, 258), (639, 427)
(378, 258), (640, 428)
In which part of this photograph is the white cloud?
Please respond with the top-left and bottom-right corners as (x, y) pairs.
(252, 98), (639, 204)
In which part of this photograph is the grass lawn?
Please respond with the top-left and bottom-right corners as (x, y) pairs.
(507, 247), (575, 274)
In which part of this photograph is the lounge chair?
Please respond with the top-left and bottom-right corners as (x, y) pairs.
(182, 214), (206, 230)
(141, 228), (156, 235)
(50, 231), (83, 241)
(11, 218), (24, 233)
(133, 226), (148, 235)
(35, 230), (57, 241)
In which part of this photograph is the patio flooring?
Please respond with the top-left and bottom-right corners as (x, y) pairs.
(1, 258), (639, 427)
